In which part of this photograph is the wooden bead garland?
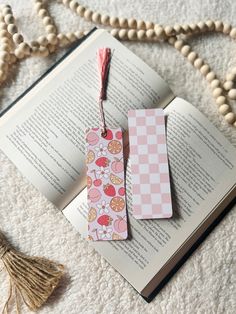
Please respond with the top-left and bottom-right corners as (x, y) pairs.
(0, 1), (235, 127)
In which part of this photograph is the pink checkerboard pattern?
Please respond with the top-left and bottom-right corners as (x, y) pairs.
(128, 108), (172, 219)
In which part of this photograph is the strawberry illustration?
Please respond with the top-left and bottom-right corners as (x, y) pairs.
(95, 157), (110, 167)
(103, 129), (113, 140)
(97, 215), (113, 226)
(104, 184), (116, 197)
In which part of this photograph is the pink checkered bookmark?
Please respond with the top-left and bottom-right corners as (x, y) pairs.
(128, 108), (172, 219)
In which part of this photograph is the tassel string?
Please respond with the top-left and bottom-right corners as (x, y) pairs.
(97, 48), (112, 136)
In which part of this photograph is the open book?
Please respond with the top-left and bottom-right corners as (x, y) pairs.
(0, 29), (236, 301)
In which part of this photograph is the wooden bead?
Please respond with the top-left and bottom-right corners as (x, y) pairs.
(34, 2), (44, 12)
(165, 26), (174, 36)
(223, 81), (233, 91)
(188, 51), (197, 63)
(225, 112), (235, 124)
(118, 29), (127, 40)
(226, 73), (235, 81)
(43, 16), (52, 26)
(69, 0), (78, 11)
(200, 64), (210, 76)
(14, 48), (24, 59)
(228, 89), (236, 99)
(101, 14), (109, 25)
(110, 16), (119, 27)
(48, 44), (56, 53)
(155, 26), (165, 39)
(197, 21), (206, 31)
(174, 39), (184, 50)
(214, 20), (223, 31)
(137, 29), (146, 40)
(216, 96), (226, 106)
(2, 8), (12, 16)
(12, 33), (23, 44)
(38, 36), (48, 46)
(182, 24), (191, 34)
(18, 42), (30, 55)
(57, 33), (69, 46)
(230, 27), (236, 38)
(146, 29), (155, 39)
(181, 45), (191, 56)
(74, 31), (84, 39)
(84, 9), (93, 21)
(39, 46), (49, 57)
(66, 32), (77, 42)
(38, 9), (48, 18)
(205, 20), (214, 30)
(189, 23), (198, 32)
(7, 23), (17, 34)
(219, 104), (230, 115)
(45, 25), (56, 34)
(173, 24), (182, 33)
(223, 23), (231, 34)
(119, 17), (128, 28)
(213, 87), (223, 98)
(127, 29), (137, 40)
(92, 12), (101, 24)
(76, 5), (85, 17)
(145, 21), (154, 30)
(47, 33), (58, 45)
(211, 79), (220, 89)
(206, 71), (216, 82)
(128, 18), (137, 29)
(110, 29), (119, 37)
(137, 20), (146, 30)
(194, 58), (203, 69)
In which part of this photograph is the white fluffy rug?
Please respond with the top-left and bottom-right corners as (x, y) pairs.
(0, 0), (236, 313)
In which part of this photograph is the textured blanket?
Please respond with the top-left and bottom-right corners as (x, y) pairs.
(0, 0), (235, 313)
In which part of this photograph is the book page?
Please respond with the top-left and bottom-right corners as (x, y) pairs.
(63, 98), (236, 293)
(0, 29), (173, 210)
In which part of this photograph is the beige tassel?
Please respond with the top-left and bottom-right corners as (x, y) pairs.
(0, 231), (64, 313)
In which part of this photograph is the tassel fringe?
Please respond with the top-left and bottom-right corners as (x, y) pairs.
(0, 231), (64, 313)
(97, 47), (112, 101)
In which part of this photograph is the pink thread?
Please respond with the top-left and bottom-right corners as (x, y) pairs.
(97, 48), (112, 136)
(97, 48), (111, 101)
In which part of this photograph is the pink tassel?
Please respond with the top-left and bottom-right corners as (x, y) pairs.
(97, 48), (111, 101)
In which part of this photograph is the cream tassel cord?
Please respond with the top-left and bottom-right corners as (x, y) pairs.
(0, 231), (64, 313)
(0, 1), (236, 126)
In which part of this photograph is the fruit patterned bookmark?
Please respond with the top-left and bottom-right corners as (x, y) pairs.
(85, 48), (128, 241)
(128, 108), (173, 219)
